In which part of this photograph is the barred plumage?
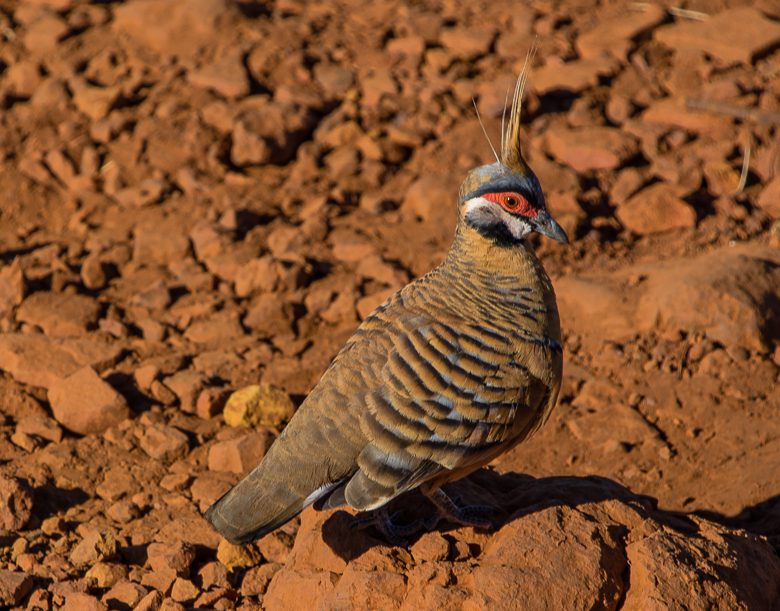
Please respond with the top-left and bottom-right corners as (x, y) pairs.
(206, 60), (568, 546)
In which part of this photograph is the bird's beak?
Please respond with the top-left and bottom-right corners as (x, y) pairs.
(533, 211), (569, 244)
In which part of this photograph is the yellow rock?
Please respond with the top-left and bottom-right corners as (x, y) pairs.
(217, 539), (262, 571)
(223, 385), (295, 428)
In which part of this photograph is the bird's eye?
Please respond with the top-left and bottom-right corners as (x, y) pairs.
(505, 196), (519, 209)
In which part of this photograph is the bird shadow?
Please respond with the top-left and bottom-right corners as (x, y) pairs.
(320, 468), (701, 562)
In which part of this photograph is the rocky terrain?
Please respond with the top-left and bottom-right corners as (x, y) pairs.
(1, 0), (780, 609)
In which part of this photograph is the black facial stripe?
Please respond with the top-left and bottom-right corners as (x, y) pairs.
(464, 205), (528, 247)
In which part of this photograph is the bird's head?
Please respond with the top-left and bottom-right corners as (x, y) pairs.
(457, 57), (568, 247)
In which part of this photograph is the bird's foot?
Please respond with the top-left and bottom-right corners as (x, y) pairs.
(423, 489), (494, 532)
(352, 506), (424, 549)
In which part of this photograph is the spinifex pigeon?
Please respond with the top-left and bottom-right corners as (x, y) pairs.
(206, 61), (568, 547)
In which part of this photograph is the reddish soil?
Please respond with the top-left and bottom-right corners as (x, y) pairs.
(2, 0), (780, 609)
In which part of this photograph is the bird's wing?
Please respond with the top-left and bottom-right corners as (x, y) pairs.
(343, 307), (550, 511)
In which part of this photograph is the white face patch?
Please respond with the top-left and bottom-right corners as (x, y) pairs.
(463, 196), (532, 240)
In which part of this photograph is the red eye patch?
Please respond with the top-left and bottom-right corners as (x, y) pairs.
(482, 192), (538, 217)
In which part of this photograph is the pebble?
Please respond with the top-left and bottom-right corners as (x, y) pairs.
(16, 292), (101, 337)
(85, 562), (128, 589)
(546, 127), (639, 173)
(216, 539), (262, 571)
(68, 76), (121, 121)
(139, 425), (190, 462)
(655, 7), (780, 65)
(170, 578), (200, 603)
(102, 582), (148, 610)
(240, 563), (282, 597)
(134, 364), (161, 392)
(147, 541), (196, 575)
(757, 176), (780, 219)
(208, 430), (270, 474)
(106, 500), (142, 524)
(576, 5), (665, 60)
(70, 531), (119, 569)
(0, 476), (33, 531)
(60, 591), (107, 611)
(196, 387), (232, 419)
(162, 370), (206, 413)
(439, 26), (494, 60)
(532, 56), (617, 95)
(198, 561), (230, 590)
(616, 183), (697, 235)
(48, 366), (131, 435)
(23, 14), (70, 53)
(135, 590), (164, 611)
(187, 55), (250, 98)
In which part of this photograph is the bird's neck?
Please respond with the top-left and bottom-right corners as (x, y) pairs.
(436, 225), (560, 337)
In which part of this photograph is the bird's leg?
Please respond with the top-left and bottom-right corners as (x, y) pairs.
(422, 488), (494, 532)
(351, 506), (424, 549)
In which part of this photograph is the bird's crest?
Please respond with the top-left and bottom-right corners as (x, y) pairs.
(501, 41), (537, 175)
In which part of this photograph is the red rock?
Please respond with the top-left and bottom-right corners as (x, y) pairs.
(103, 581), (148, 610)
(0, 260), (26, 316)
(208, 430), (270, 474)
(162, 370), (205, 413)
(256, 531), (294, 565)
(313, 64), (354, 97)
(106, 500), (142, 524)
(141, 569), (178, 596)
(616, 183), (696, 235)
(757, 176), (780, 219)
(640, 97), (733, 133)
(132, 226), (191, 266)
(439, 26), (495, 60)
(160, 600), (186, 611)
(85, 562), (129, 589)
(402, 174), (460, 223)
(112, 0), (240, 61)
(114, 178), (169, 208)
(702, 160), (740, 197)
(234, 256), (278, 298)
(61, 592), (107, 611)
(196, 387), (231, 419)
(655, 7), (780, 65)
(198, 561), (230, 590)
(135, 590), (163, 611)
(23, 14), (69, 53)
(360, 69), (398, 108)
(96, 466), (137, 502)
(244, 294), (294, 337)
(241, 563), (283, 597)
(70, 531), (119, 569)
(156, 517), (223, 550)
(532, 56), (618, 95)
(183, 311), (246, 344)
(217, 539), (262, 571)
(411, 532), (450, 563)
(147, 541), (196, 575)
(190, 475), (234, 512)
(357, 289), (394, 320)
(330, 230), (377, 263)
(0, 477), (33, 531)
(139, 425), (190, 462)
(4, 60), (42, 98)
(16, 414), (63, 443)
(545, 127), (639, 172)
(68, 76), (121, 121)
(170, 578), (200, 603)
(48, 366), (131, 435)
(16, 292), (100, 337)
(81, 254), (107, 290)
(135, 364), (161, 392)
(188, 55), (250, 99)
(576, 5), (665, 60)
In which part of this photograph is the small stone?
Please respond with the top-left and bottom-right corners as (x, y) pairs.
(133, 227), (191, 266)
(60, 592), (107, 611)
(106, 500), (142, 524)
(402, 174), (460, 222)
(255, 531), (293, 564)
(0, 476), (33, 531)
(159, 473), (192, 492)
(188, 55), (250, 99)
(576, 5), (665, 60)
(141, 569), (178, 596)
(102, 581), (148, 610)
(196, 388), (232, 419)
(223, 385), (296, 428)
(545, 127), (639, 172)
(532, 56), (618, 95)
(616, 183), (697, 235)
(160, 600), (186, 611)
(183, 311), (246, 344)
(198, 562), (230, 590)
(151, 380), (178, 406)
(216, 539), (261, 572)
(640, 97), (732, 134)
(757, 176), (780, 219)
(163, 370), (206, 413)
(70, 531), (119, 569)
(68, 76), (121, 120)
(4, 60), (42, 99)
(170, 578), (200, 603)
(0, 260), (26, 315)
(23, 14), (70, 53)
(41, 516), (67, 536)
(135, 590), (163, 611)
(439, 26), (495, 60)
(139, 425), (190, 462)
(655, 6), (780, 64)
(147, 541), (196, 575)
(10, 431), (37, 452)
(16, 292), (101, 337)
(131, 280), (171, 311)
(48, 366), (131, 435)
(240, 563), (282, 597)
(135, 364), (161, 392)
(85, 562), (128, 589)
(411, 532), (450, 563)
(234, 256), (278, 298)
(243, 293), (294, 337)
(208, 431), (270, 474)
(137, 318), (168, 342)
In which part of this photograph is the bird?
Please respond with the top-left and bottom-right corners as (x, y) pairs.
(205, 56), (568, 548)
